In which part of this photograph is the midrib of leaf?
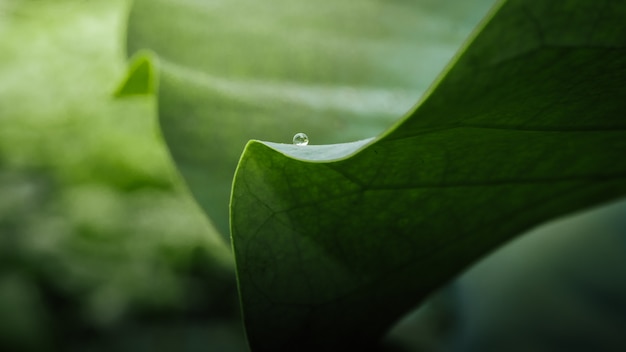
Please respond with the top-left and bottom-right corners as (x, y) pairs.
(159, 60), (420, 117)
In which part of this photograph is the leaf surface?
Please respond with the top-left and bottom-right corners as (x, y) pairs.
(230, 0), (626, 350)
(126, 0), (495, 237)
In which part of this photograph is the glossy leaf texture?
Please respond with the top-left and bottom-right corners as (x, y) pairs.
(125, 0), (495, 238)
(230, 0), (626, 350)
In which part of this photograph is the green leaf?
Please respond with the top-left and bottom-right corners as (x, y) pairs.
(125, 0), (495, 238)
(115, 50), (158, 96)
(230, 0), (626, 350)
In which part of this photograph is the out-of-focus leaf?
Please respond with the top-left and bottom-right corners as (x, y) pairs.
(230, 0), (626, 350)
(0, 0), (238, 349)
(115, 51), (157, 96)
(126, 0), (496, 237)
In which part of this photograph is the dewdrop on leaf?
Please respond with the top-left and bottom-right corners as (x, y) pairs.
(293, 133), (309, 146)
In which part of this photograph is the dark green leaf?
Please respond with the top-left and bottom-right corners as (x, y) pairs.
(231, 0), (626, 350)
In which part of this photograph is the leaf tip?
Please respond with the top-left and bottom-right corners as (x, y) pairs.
(114, 50), (159, 97)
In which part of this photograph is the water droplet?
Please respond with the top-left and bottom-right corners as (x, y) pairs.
(293, 132), (309, 146)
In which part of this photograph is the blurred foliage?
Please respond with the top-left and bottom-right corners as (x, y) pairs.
(0, 0), (243, 350)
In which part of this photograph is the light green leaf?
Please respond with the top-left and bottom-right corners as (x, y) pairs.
(115, 51), (157, 96)
(231, 0), (626, 350)
(126, 0), (495, 238)
(0, 0), (237, 348)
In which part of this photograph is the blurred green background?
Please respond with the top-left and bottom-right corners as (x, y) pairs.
(0, 0), (243, 350)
